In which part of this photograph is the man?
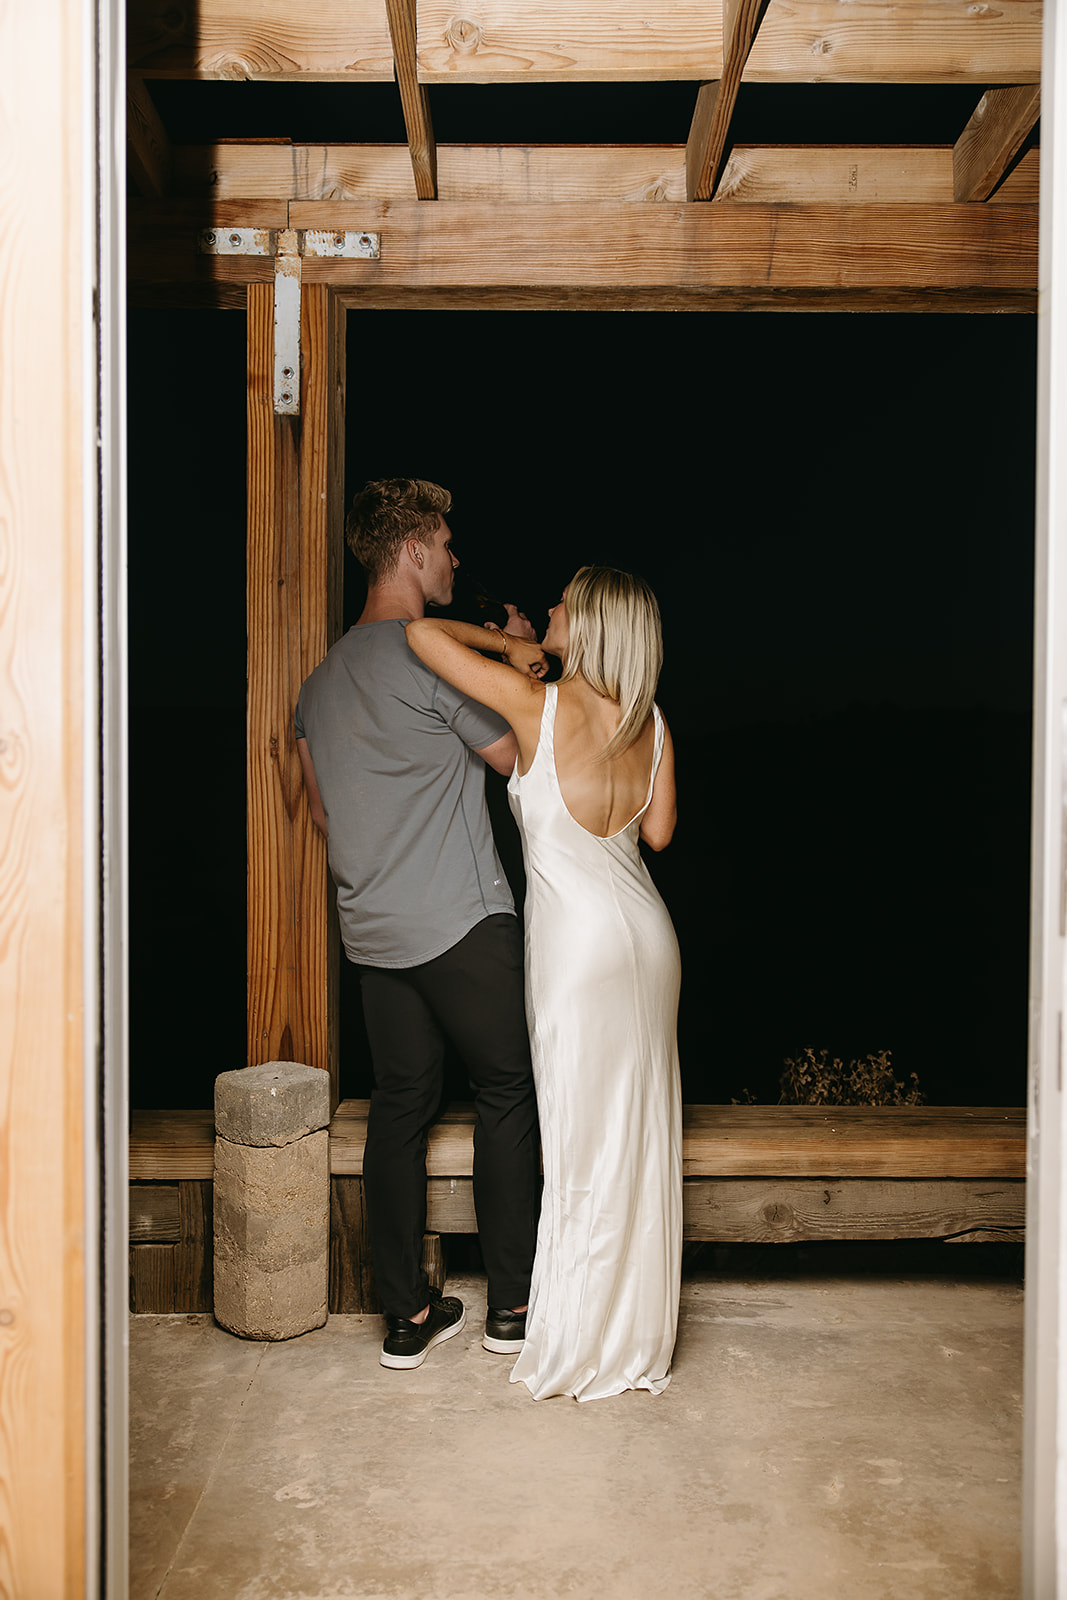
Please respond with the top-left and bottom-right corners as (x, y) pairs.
(295, 477), (540, 1370)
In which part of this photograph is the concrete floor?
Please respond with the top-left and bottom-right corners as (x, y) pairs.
(130, 1256), (1023, 1600)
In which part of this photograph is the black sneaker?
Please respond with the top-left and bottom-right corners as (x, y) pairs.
(380, 1288), (466, 1370)
(483, 1306), (526, 1354)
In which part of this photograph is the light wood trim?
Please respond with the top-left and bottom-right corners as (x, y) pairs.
(686, 0), (768, 202)
(127, 75), (172, 196)
(954, 83), (1042, 203)
(246, 284), (343, 1104)
(385, 0), (437, 198)
(0, 0), (91, 1586)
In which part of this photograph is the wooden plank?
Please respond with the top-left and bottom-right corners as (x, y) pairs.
(681, 1177), (1025, 1242)
(414, 0), (1040, 84)
(426, 1177), (479, 1230)
(719, 145), (1039, 206)
(130, 1108), (216, 1179)
(955, 84), (1042, 203)
(129, 1245), (178, 1314)
(687, 0), (769, 202)
(329, 1100), (1027, 1179)
(247, 284), (342, 1101)
(129, 1184), (181, 1242)
(171, 143), (687, 203)
(171, 141), (1040, 207)
(127, 197), (285, 287)
(127, 75), (172, 197)
(329, 1177), (380, 1312)
(334, 284), (1036, 313)
(288, 200), (1040, 291)
(128, 0), (395, 78)
(175, 1180), (214, 1312)
(126, 0), (1041, 83)
(0, 0), (91, 1584)
(744, 0), (1041, 86)
(385, 0), (437, 198)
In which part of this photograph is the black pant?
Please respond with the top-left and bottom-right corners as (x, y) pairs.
(359, 913), (540, 1319)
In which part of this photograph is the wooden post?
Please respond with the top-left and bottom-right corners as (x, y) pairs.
(247, 282), (344, 1105)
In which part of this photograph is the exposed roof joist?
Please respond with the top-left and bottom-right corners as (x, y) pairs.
(954, 84), (1042, 203)
(686, 0), (769, 201)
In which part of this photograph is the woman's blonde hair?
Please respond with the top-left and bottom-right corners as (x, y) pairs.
(560, 565), (663, 759)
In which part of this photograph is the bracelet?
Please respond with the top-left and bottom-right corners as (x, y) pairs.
(491, 626), (509, 661)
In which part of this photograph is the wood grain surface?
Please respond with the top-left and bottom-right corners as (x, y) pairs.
(0, 0), (91, 1587)
(246, 284), (343, 1102)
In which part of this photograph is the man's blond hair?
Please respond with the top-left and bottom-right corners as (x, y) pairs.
(346, 478), (452, 584)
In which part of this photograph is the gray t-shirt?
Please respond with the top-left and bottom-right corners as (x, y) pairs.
(294, 619), (515, 968)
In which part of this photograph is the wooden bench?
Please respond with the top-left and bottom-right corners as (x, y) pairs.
(130, 1101), (1026, 1315)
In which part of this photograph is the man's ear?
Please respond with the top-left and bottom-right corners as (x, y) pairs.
(406, 538), (424, 570)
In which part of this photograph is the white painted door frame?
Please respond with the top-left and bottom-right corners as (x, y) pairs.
(1024, 6), (1067, 1593)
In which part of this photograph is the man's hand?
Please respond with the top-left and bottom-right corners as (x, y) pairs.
(499, 603), (538, 642)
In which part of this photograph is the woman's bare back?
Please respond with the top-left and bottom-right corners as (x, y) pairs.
(550, 678), (656, 838)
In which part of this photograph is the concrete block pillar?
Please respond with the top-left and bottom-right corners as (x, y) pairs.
(213, 1061), (331, 1340)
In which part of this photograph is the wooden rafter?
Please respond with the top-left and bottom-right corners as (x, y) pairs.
(385, 0), (437, 199)
(686, 0), (769, 202)
(954, 84), (1041, 203)
(126, 0), (1041, 84)
(127, 75), (172, 197)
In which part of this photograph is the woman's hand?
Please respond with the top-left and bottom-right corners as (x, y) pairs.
(495, 630), (548, 680)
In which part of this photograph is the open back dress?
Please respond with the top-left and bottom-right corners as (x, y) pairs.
(507, 682), (683, 1401)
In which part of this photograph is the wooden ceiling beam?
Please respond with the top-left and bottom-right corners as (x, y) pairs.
(686, 0), (768, 202)
(127, 76), (172, 197)
(385, 0), (437, 199)
(127, 0), (1040, 83)
(128, 199), (1037, 301)
(954, 84), (1041, 203)
(167, 143), (1040, 207)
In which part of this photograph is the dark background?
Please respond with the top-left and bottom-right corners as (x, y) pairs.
(128, 303), (1036, 1111)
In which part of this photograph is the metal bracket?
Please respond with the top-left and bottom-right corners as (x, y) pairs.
(197, 228), (381, 414)
(303, 230), (380, 260)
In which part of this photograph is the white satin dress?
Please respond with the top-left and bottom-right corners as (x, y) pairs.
(507, 683), (683, 1402)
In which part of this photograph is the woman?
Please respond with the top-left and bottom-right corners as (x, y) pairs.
(406, 566), (681, 1401)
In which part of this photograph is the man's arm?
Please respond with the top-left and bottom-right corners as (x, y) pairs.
(297, 736), (329, 837)
(476, 729), (519, 776)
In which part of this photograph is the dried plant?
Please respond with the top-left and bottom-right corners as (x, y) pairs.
(777, 1047), (923, 1107)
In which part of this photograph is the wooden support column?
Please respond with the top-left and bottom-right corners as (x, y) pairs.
(247, 282), (344, 1105)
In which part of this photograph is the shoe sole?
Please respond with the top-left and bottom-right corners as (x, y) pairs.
(380, 1306), (467, 1369)
(482, 1333), (525, 1354)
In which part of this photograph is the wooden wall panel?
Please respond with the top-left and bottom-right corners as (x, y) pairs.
(247, 284), (343, 1104)
(0, 0), (90, 1590)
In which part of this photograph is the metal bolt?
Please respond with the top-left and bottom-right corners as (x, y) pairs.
(282, 366), (294, 380)
(335, 232), (345, 246)
(280, 392), (292, 405)
(206, 231), (218, 247)
(229, 232), (241, 246)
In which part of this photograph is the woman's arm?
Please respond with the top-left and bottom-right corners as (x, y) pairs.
(405, 617), (548, 757)
(639, 715), (677, 852)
